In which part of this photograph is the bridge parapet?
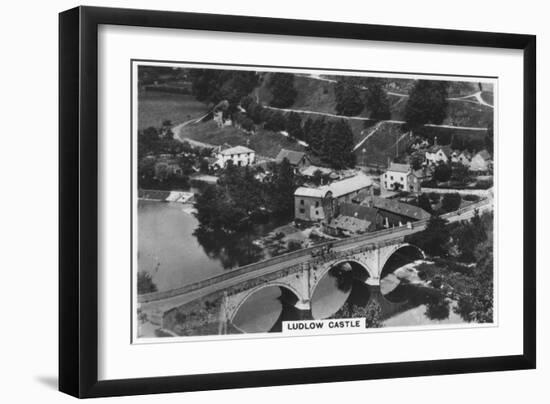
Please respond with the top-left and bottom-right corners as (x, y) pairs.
(139, 198), (493, 308)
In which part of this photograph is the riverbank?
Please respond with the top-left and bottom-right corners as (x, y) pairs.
(138, 189), (194, 203)
(414, 258), (493, 323)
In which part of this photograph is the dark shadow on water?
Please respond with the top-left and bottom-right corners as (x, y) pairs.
(269, 304), (310, 333)
(383, 282), (413, 303)
(35, 375), (58, 390)
(193, 226), (264, 269)
(346, 280), (372, 307)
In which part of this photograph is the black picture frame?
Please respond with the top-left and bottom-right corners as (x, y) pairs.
(59, 5), (536, 398)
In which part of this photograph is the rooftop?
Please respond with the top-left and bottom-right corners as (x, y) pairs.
(338, 202), (379, 224)
(219, 145), (254, 155)
(328, 172), (373, 198)
(275, 149), (306, 165)
(294, 186), (329, 198)
(294, 172), (372, 199)
(364, 196), (431, 220)
(386, 163), (410, 173)
(326, 216), (372, 234)
(475, 149), (491, 160)
(300, 165), (333, 177)
(428, 145), (453, 156)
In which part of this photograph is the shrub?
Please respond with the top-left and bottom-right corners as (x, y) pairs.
(441, 192), (462, 213)
(287, 240), (303, 252)
(463, 194), (480, 202)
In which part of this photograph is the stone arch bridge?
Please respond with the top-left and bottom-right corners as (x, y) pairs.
(140, 236), (425, 334)
(219, 241), (424, 329)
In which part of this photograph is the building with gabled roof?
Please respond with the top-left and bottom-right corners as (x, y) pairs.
(469, 149), (492, 172)
(362, 195), (430, 227)
(454, 150), (472, 166)
(275, 149), (310, 169)
(215, 145), (255, 168)
(381, 162), (421, 193)
(293, 172), (373, 222)
(425, 145), (453, 165)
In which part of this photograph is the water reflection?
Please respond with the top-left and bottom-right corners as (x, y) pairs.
(193, 226), (264, 269)
(232, 286), (305, 333)
(138, 200), (285, 292)
(230, 263), (463, 334)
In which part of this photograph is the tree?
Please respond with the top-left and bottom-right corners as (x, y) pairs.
(287, 240), (302, 252)
(364, 80), (391, 120)
(441, 192), (461, 213)
(320, 120), (356, 169)
(407, 215), (450, 257)
(433, 161), (452, 182)
(267, 158), (296, 218)
(304, 118), (326, 154)
(240, 116), (254, 132)
(428, 192), (441, 204)
(268, 73), (297, 108)
(239, 95), (255, 111)
(137, 271), (157, 294)
(450, 162), (470, 184)
(334, 301), (383, 328)
(455, 229), (494, 322)
(264, 111), (286, 132)
(410, 152), (424, 171)
(404, 80), (449, 129)
(417, 193), (432, 213)
(311, 169), (324, 186)
(247, 101), (265, 124)
(199, 158), (210, 173)
(334, 79), (364, 116)
(285, 112), (304, 140)
(189, 69), (258, 107)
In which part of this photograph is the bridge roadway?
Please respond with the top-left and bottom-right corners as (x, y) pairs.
(139, 198), (492, 314)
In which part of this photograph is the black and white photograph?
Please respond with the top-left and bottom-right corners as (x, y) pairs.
(134, 62), (495, 340)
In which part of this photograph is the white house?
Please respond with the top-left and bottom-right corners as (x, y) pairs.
(453, 150), (472, 166)
(469, 150), (492, 172)
(215, 145), (255, 168)
(425, 145), (452, 165)
(381, 162), (421, 193)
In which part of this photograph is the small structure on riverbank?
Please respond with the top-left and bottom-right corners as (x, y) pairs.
(139, 189), (194, 203)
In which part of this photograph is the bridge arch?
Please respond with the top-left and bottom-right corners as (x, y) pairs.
(311, 258), (375, 296)
(379, 243), (425, 281)
(227, 281), (304, 324)
(309, 258), (375, 319)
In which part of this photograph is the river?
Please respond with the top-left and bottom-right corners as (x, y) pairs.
(139, 200), (468, 333)
(232, 267), (467, 333)
(139, 199), (285, 291)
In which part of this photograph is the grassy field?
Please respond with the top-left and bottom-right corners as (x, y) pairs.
(138, 90), (208, 131)
(292, 75), (338, 114)
(480, 91), (494, 105)
(255, 73), (339, 114)
(445, 100), (493, 128)
(447, 81), (480, 97)
(354, 122), (411, 168)
(179, 121), (306, 158)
